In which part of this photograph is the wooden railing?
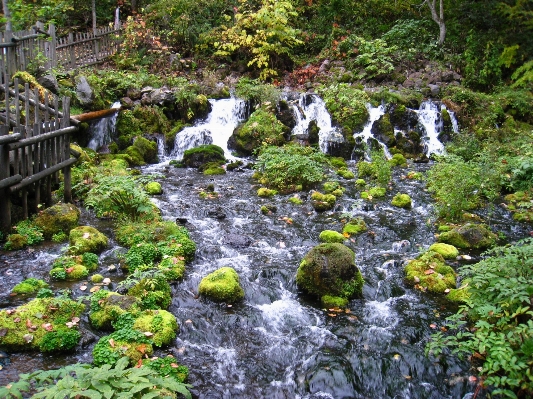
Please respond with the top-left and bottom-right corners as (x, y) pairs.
(0, 22), (121, 74)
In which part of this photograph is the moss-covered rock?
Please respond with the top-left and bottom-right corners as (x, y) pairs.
(231, 107), (288, 155)
(198, 267), (244, 303)
(319, 230), (345, 243)
(182, 144), (225, 168)
(261, 204), (277, 215)
(336, 167), (355, 179)
(342, 218), (367, 236)
(145, 182), (162, 195)
(91, 274), (104, 283)
(429, 243), (459, 259)
(355, 178), (366, 187)
(446, 286), (470, 303)
(257, 187), (277, 197)
(158, 256), (186, 280)
(0, 298), (85, 352)
(296, 243), (363, 299)
(311, 191), (336, 211)
(68, 226), (108, 255)
(404, 251), (456, 294)
(329, 157), (347, 169)
(4, 234), (28, 250)
(391, 193), (412, 209)
(389, 153), (407, 167)
(128, 277), (172, 310)
(90, 291), (141, 330)
(203, 164), (226, 175)
(124, 136), (158, 166)
(321, 295), (349, 309)
(12, 278), (48, 295)
(437, 223), (498, 249)
(368, 186), (387, 198)
(133, 310), (178, 347)
(289, 196), (303, 205)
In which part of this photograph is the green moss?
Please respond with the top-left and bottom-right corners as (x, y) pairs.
(34, 203), (80, 239)
(321, 295), (349, 309)
(446, 286), (470, 303)
(114, 221), (189, 247)
(198, 267), (244, 303)
(388, 153), (407, 167)
(66, 264), (88, 280)
(4, 233), (28, 250)
(158, 256), (186, 280)
(203, 164), (226, 175)
(343, 218), (367, 236)
(406, 171), (423, 180)
(12, 278), (48, 295)
(68, 226), (108, 255)
(0, 298), (85, 352)
(90, 291), (141, 330)
(133, 310), (178, 347)
(357, 161), (375, 178)
(323, 181), (341, 194)
(336, 167), (355, 179)
(355, 178), (366, 187)
(288, 196), (303, 205)
(429, 243), (459, 259)
(438, 225), (452, 232)
(261, 204), (277, 215)
(128, 277), (172, 310)
(319, 230), (345, 243)
(296, 243), (363, 299)
(438, 223), (498, 249)
(311, 191), (336, 211)
(182, 144), (225, 168)
(145, 182), (162, 195)
(91, 274), (104, 283)
(329, 157), (347, 169)
(391, 193), (412, 209)
(368, 186), (387, 198)
(233, 107), (287, 155)
(257, 187), (277, 197)
(404, 251), (456, 294)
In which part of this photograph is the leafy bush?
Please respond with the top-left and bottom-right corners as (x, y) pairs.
(255, 145), (328, 193)
(318, 84), (370, 133)
(0, 356), (192, 399)
(235, 78), (281, 106)
(381, 19), (440, 60)
(11, 219), (44, 245)
(427, 239), (533, 398)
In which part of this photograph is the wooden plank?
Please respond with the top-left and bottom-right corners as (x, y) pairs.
(9, 157), (77, 193)
(0, 125), (12, 231)
(0, 174), (22, 190)
(0, 133), (21, 144)
(62, 97), (72, 203)
(8, 126), (77, 149)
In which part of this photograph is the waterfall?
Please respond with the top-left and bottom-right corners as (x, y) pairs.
(414, 101), (459, 156)
(353, 104), (391, 159)
(87, 101), (121, 151)
(171, 97), (247, 160)
(290, 94), (344, 154)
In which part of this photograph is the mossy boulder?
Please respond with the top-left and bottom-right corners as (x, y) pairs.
(133, 310), (178, 347)
(182, 144), (225, 168)
(336, 167), (355, 179)
(50, 252), (99, 281)
(257, 187), (277, 197)
(145, 182), (162, 195)
(202, 163), (226, 175)
(321, 295), (349, 309)
(389, 153), (407, 167)
(355, 178), (366, 187)
(446, 286), (470, 303)
(68, 226), (108, 255)
(198, 267), (244, 303)
(289, 196), (303, 205)
(311, 191), (336, 211)
(123, 136), (158, 166)
(404, 251), (456, 294)
(391, 193), (412, 209)
(0, 298), (85, 352)
(128, 277), (172, 310)
(12, 278), (48, 295)
(90, 291), (141, 330)
(231, 107), (288, 155)
(158, 256), (186, 281)
(319, 230), (345, 243)
(429, 243), (459, 259)
(343, 218), (367, 236)
(296, 243), (364, 300)
(437, 223), (498, 249)
(323, 181), (345, 196)
(91, 274), (104, 283)
(4, 234), (28, 250)
(70, 143), (91, 164)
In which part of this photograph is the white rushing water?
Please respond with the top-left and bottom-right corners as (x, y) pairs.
(170, 97), (247, 160)
(353, 104), (391, 159)
(415, 100), (459, 156)
(87, 101), (121, 151)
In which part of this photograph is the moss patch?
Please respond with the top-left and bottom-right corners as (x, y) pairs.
(145, 182), (162, 195)
(391, 193), (412, 209)
(12, 278), (48, 295)
(437, 223), (498, 249)
(429, 243), (459, 259)
(311, 191), (336, 211)
(198, 267), (244, 303)
(343, 218), (367, 236)
(68, 226), (108, 255)
(319, 230), (345, 243)
(34, 203), (80, 239)
(404, 251), (456, 294)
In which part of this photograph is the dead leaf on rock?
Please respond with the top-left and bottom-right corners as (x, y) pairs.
(171, 363), (180, 368)
(6, 309), (16, 315)
(424, 269), (435, 275)
(143, 332), (154, 337)
(109, 338), (115, 348)
(83, 232), (90, 239)
(23, 334), (33, 343)
(429, 324), (437, 329)
(42, 323), (53, 331)
(13, 317), (21, 323)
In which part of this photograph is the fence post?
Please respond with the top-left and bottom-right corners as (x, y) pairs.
(4, 29), (16, 78)
(0, 125), (12, 233)
(47, 23), (57, 69)
(68, 32), (76, 69)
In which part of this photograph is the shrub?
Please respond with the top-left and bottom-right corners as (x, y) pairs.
(426, 239), (533, 398)
(318, 84), (370, 133)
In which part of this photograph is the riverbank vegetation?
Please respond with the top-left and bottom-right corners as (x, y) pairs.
(1, 0), (533, 397)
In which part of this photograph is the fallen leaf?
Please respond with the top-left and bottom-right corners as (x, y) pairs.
(109, 338), (115, 348)
(66, 267), (74, 273)
(185, 319), (192, 324)
(342, 232), (350, 238)
(171, 363), (180, 368)
(0, 328), (8, 337)
(424, 269), (435, 275)
(440, 326), (448, 332)
(429, 324), (437, 329)
(65, 322), (75, 328)
(6, 309), (15, 315)
(413, 276), (420, 283)
(42, 323), (53, 331)
(23, 334), (33, 343)
(143, 332), (154, 337)
(135, 359), (142, 368)
(327, 313), (337, 317)
(79, 285), (87, 291)
(83, 232), (90, 239)
(90, 286), (101, 293)
(71, 317), (80, 323)
(404, 375), (412, 380)
(468, 376), (477, 383)
(26, 319), (36, 329)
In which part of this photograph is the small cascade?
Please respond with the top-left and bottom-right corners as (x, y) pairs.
(87, 101), (121, 151)
(353, 104), (390, 159)
(155, 134), (167, 161)
(415, 101), (445, 155)
(171, 97), (247, 160)
(290, 94), (344, 154)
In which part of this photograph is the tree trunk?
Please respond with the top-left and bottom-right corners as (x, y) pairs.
(2, 0), (12, 31)
(92, 0), (97, 33)
(425, 0), (446, 45)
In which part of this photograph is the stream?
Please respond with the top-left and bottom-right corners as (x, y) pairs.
(0, 95), (530, 399)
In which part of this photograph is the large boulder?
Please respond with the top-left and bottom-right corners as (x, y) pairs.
(437, 223), (498, 249)
(198, 267), (244, 303)
(296, 243), (363, 300)
(68, 226), (108, 255)
(89, 292), (141, 330)
(75, 76), (94, 107)
(404, 250), (456, 294)
(34, 203), (80, 239)
(182, 144), (225, 168)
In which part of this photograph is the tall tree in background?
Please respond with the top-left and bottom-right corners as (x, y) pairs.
(2, 0), (12, 30)
(422, 0), (446, 45)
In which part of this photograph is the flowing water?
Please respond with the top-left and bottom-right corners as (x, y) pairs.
(86, 101), (121, 151)
(0, 95), (526, 398)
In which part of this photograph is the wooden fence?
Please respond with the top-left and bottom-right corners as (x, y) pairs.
(0, 22), (121, 75)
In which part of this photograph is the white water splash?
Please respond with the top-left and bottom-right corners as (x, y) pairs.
(291, 94), (345, 154)
(353, 104), (392, 159)
(171, 97), (247, 160)
(87, 101), (121, 151)
(415, 101), (445, 156)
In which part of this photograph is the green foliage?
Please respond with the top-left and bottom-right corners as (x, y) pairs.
(85, 175), (155, 221)
(0, 356), (192, 399)
(463, 32), (503, 91)
(511, 60), (533, 89)
(213, 0), (302, 80)
(427, 239), (533, 398)
(318, 84), (370, 133)
(143, 356), (189, 383)
(371, 149), (392, 186)
(38, 330), (81, 353)
(9, 219), (44, 246)
(114, 221), (191, 248)
(235, 78), (281, 106)
(52, 231), (68, 242)
(381, 19), (440, 61)
(125, 243), (161, 273)
(12, 278), (48, 295)
(255, 144), (328, 193)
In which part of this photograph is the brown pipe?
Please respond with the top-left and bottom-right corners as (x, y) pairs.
(72, 107), (120, 123)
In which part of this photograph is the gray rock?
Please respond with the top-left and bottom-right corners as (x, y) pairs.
(75, 76), (94, 107)
(223, 233), (253, 248)
(38, 74), (59, 94)
(126, 88), (141, 100)
(120, 97), (134, 108)
(428, 84), (440, 97)
(150, 87), (174, 105)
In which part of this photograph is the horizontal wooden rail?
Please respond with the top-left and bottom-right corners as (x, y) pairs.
(8, 126), (77, 150)
(0, 175), (22, 189)
(9, 157), (78, 193)
(0, 133), (21, 144)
